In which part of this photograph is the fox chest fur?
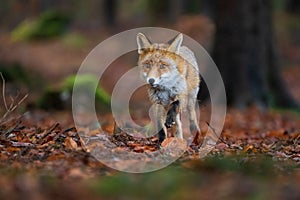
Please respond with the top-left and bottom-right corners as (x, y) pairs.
(138, 48), (199, 108)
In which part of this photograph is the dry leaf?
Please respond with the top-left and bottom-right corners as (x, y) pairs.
(65, 137), (78, 150)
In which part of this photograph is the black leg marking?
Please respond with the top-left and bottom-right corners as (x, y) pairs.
(158, 128), (166, 144)
(165, 100), (180, 128)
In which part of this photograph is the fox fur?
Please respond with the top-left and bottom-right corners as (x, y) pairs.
(137, 32), (201, 144)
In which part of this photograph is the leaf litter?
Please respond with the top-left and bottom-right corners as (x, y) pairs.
(0, 107), (300, 199)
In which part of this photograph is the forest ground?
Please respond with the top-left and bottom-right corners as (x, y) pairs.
(0, 22), (300, 199)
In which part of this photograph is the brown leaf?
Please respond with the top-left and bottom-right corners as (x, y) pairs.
(161, 137), (187, 149)
(133, 145), (145, 153)
(78, 137), (88, 152)
(7, 146), (21, 152)
(47, 152), (65, 161)
(87, 129), (101, 136)
(215, 142), (228, 151)
(243, 145), (254, 153)
(65, 137), (78, 150)
(266, 129), (289, 138)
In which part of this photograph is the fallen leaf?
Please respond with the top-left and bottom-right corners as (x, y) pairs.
(215, 142), (228, 151)
(65, 137), (78, 150)
(243, 145), (254, 153)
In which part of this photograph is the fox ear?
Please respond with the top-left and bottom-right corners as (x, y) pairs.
(137, 33), (152, 54)
(168, 33), (183, 54)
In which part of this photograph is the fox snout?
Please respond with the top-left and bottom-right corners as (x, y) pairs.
(147, 77), (162, 88)
(147, 78), (155, 86)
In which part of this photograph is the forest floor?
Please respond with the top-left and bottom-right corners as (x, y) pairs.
(0, 107), (300, 199)
(0, 24), (300, 199)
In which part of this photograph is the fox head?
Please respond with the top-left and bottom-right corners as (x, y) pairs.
(137, 33), (185, 89)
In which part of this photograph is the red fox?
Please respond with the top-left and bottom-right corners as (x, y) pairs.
(137, 32), (201, 144)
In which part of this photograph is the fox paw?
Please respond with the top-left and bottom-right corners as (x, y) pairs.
(191, 130), (204, 146)
(165, 117), (176, 128)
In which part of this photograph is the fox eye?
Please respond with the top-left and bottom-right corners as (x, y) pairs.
(144, 63), (151, 69)
(160, 64), (166, 69)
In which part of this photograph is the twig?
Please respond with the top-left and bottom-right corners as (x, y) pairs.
(0, 73), (28, 124)
(11, 141), (35, 147)
(37, 122), (60, 140)
(293, 134), (300, 146)
(0, 73), (8, 111)
(4, 119), (22, 136)
(206, 121), (228, 144)
(0, 94), (28, 123)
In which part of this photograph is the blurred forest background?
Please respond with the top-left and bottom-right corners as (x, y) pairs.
(0, 0), (299, 111)
(0, 0), (300, 199)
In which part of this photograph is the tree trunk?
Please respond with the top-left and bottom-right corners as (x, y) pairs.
(103, 0), (116, 26)
(212, 0), (299, 110)
(286, 0), (300, 14)
(168, 0), (182, 23)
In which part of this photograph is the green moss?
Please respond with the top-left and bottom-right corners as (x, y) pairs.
(11, 10), (71, 41)
(63, 74), (110, 106)
(62, 32), (87, 48)
(37, 74), (110, 110)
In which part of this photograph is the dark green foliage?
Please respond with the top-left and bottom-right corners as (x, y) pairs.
(90, 167), (194, 200)
(147, 0), (170, 23)
(62, 33), (87, 48)
(63, 74), (110, 106)
(199, 154), (276, 177)
(11, 10), (71, 41)
(37, 88), (65, 110)
(89, 155), (297, 200)
(37, 74), (110, 110)
(0, 63), (31, 84)
(182, 0), (202, 14)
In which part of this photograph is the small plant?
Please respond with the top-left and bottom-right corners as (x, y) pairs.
(37, 74), (110, 110)
(11, 10), (71, 41)
(0, 73), (28, 124)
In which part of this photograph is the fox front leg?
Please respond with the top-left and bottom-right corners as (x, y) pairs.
(187, 89), (202, 145)
(165, 100), (180, 128)
(155, 104), (168, 144)
(165, 100), (184, 139)
(174, 113), (183, 139)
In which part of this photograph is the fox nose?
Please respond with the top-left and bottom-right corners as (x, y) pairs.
(148, 78), (155, 85)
